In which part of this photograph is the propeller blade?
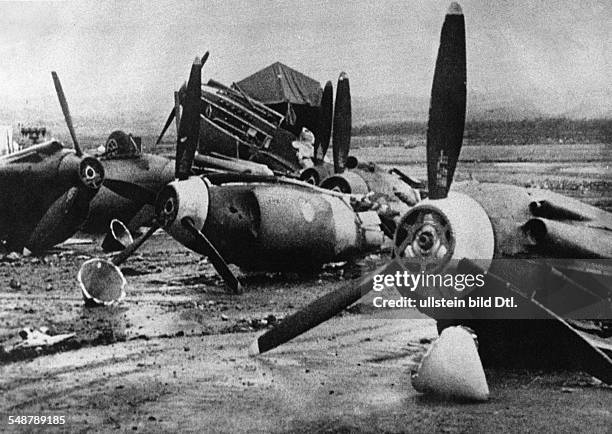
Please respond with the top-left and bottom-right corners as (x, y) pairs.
(332, 73), (351, 173)
(174, 90), (181, 138)
(112, 223), (160, 266)
(155, 108), (176, 146)
(51, 71), (83, 157)
(103, 178), (157, 205)
(249, 262), (393, 356)
(176, 53), (208, 180)
(26, 186), (90, 253)
(315, 80), (333, 161)
(181, 217), (242, 294)
(426, 2), (466, 199)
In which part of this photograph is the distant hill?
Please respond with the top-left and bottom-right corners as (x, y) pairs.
(353, 89), (612, 125)
(2, 88), (610, 143)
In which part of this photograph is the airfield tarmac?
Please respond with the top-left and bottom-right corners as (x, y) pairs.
(0, 144), (611, 432)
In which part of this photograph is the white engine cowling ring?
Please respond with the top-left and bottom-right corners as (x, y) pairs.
(156, 176), (210, 243)
(393, 192), (494, 274)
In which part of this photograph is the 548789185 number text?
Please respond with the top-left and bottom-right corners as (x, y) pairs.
(8, 415), (66, 425)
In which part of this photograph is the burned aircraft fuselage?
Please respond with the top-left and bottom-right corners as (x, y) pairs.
(156, 176), (384, 271)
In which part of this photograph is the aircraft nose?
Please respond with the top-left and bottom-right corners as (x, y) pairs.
(393, 192), (495, 274)
(155, 176), (210, 239)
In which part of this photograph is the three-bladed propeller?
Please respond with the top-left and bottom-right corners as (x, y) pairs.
(26, 73), (105, 253)
(80, 53), (243, 301)
(248, 2), (467, 355)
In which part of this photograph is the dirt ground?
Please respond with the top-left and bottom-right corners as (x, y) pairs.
(0, 145), (611, 432)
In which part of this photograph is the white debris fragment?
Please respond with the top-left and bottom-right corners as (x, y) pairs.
(15, 327), (75, 349)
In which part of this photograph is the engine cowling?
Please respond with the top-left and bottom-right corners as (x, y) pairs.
(393, 192), (495, 275)
(155, 176), (210, 245)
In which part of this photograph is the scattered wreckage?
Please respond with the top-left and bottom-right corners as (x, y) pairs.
(153, 53), (422, 237)
(78, 55), (391, 300)
(247, 2), (612, 389)
(0, 0), (610, 403)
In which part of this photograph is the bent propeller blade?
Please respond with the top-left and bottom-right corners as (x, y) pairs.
(426, 2), (466, 199)
(181, 217), (242, 294)
(249, 262), (395, 356)
(111, 223), (160, 266)
(103, 178), (157, 205)
(51, 71), (83, 157)
(155, 108), (176, 146)
(26, 186), (85, 253)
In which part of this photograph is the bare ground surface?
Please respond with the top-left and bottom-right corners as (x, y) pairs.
(0, 144), (611, 432)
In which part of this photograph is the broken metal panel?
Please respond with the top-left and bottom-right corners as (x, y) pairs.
(457, 260), (612, 384)
(199, 84), (283, 155)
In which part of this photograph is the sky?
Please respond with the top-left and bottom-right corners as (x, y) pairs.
(0, 0), (610, 124)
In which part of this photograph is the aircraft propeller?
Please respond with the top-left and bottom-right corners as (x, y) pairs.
(80, 53), (243, 301)
(248, 2), (467, 355)
(26, 73), (105, 253)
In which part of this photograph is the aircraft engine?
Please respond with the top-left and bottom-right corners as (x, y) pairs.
(155, 176), (210, 244)
(393, 192), (494, 274)
(319, 171), (369, 194)
(57, 153), (105, 192)
(78, 156), (105, 190)
(25, 152), (105, 253)
(298, 164), (334, 186)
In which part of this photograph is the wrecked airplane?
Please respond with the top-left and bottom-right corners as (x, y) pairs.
(248, 2), (612, 385)
(0, 72), (105, 254)
(83, 130), (175, 249)
(153, 54), (421, 238)
(78, 54), (387, 301)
